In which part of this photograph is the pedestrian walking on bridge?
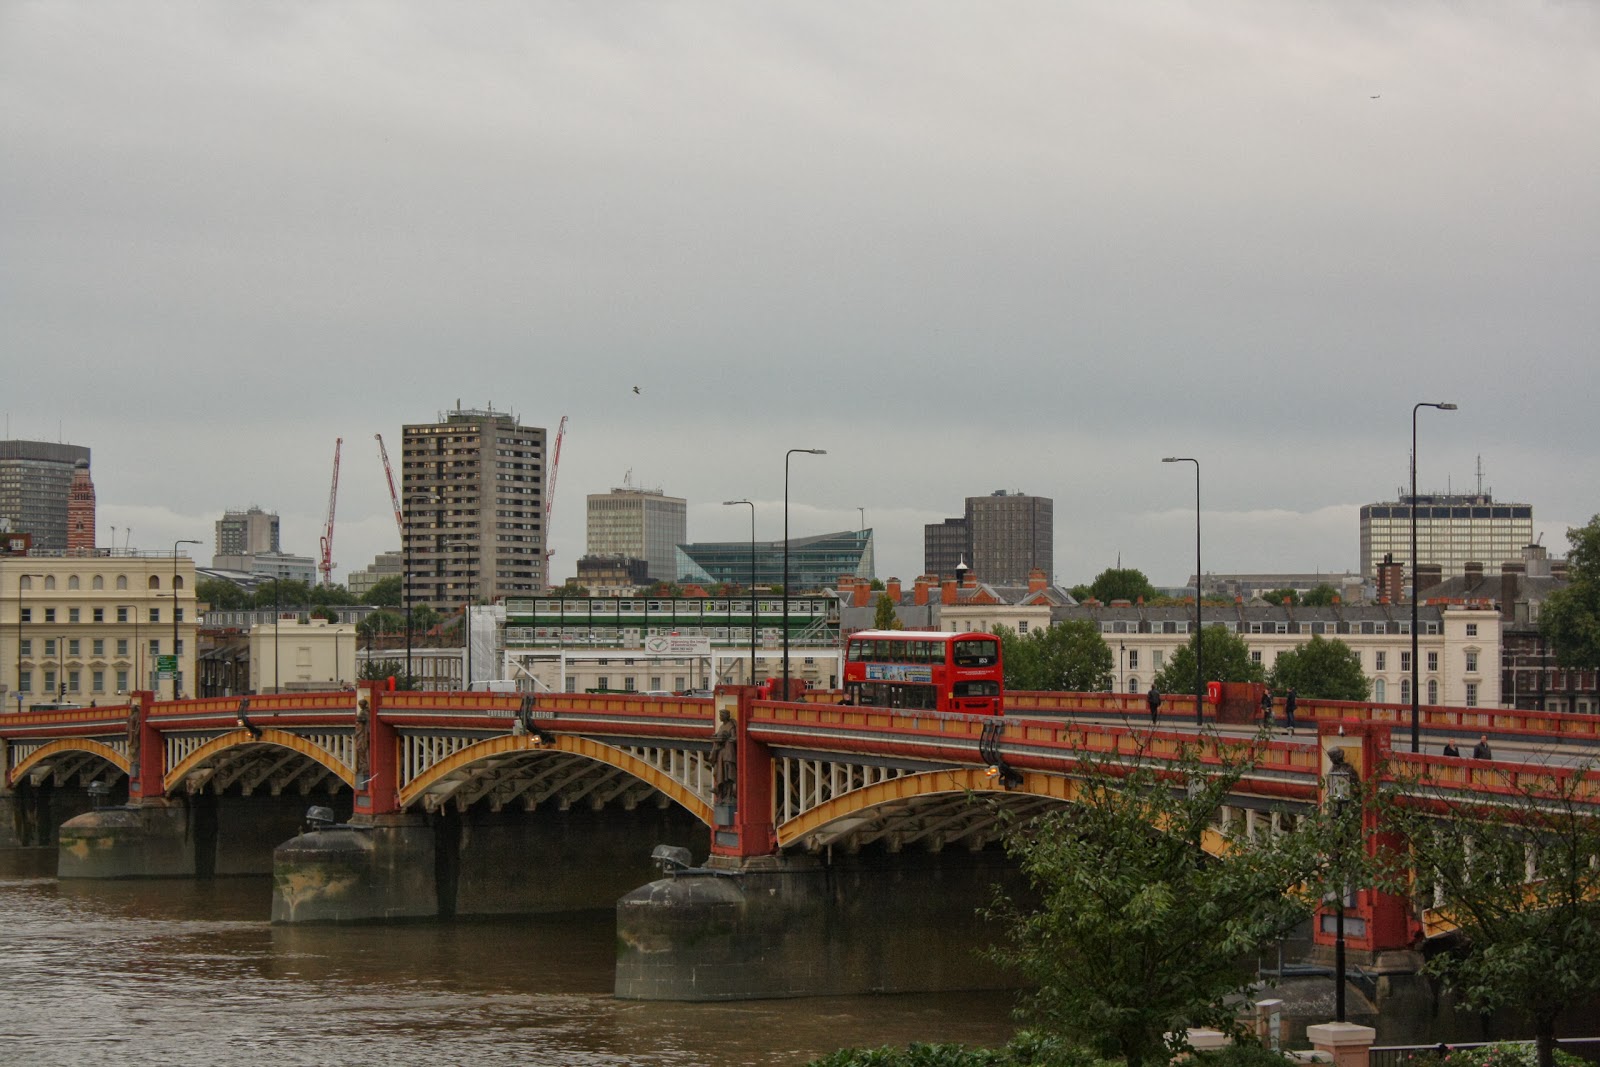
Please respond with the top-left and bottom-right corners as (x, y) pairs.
(1147, 684), (1162, 725)
(1260, 688), (1274, 730)
(1284, 687), (1297, 734)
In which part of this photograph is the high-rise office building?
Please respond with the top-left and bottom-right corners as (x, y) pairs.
(925, 491), (1053, 584)
(585, 485), (687, 582)
(215, 506), (281, 558)
(402, 405), (546, 609)
(0, 440), (92, 552)
(1359, 492), (1533, 580)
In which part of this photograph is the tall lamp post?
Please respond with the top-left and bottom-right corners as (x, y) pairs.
(1409, 401), (1457, 753)
(1163, 457), (1203, 726)
(782, 448), (827, 696)
(723, 499), (757, 685)
(1324, 747), (1360, 1022)
(403, 493), (439, 689)
(172, 539), (200, 700)
(446, 539), (475, 691)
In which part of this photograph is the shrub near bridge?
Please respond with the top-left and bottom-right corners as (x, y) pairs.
(807, 1037), (1301, 1067)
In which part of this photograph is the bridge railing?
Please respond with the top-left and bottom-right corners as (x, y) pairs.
(1008, 690), (1600, 745)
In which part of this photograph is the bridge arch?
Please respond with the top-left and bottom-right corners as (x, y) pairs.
(399, 734), (714, 825)
(9, 738), (129, 787)
(779, 768), (1235, 857)
(163, 728), (355, 796)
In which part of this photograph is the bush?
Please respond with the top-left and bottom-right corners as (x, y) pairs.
(1405, 1045), (1588, 1067)
(1190, 1046), (1298, 1067)
(807, 1032), (1116, 1067)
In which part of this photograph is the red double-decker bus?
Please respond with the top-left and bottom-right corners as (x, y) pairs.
(842, 630), (1004, 715)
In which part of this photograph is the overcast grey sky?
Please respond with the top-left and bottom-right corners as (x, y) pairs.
(4, 2), (1596, 588)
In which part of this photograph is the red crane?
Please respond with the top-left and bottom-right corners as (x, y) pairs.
(319, 437), (342, 587)
(544, 415), (567, 589)
(375, 433), (403, 540)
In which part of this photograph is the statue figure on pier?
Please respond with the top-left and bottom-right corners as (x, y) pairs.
(711, 708), (737, 806)
(354, 698), (371, 789)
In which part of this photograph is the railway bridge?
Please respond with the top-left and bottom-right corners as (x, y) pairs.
(2, 686), (1597, 999)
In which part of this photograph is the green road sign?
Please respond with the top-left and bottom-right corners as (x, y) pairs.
(157, 655), (178, 675)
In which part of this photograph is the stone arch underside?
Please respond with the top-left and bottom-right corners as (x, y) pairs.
(163, 728), (355, 797)
(398, 734), (714, 825)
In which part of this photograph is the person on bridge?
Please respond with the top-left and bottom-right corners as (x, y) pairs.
(1472, 735), (1493, 760)
(1284, 687), (1297, 734)
(1441, 740), (1460, 758)
(1260, 688), (1274, 729)
(1147, 684), (1162, 725)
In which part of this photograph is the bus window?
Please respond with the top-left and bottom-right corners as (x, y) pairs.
(953, 680), (1000, 697)
(953, 639), (998, 667)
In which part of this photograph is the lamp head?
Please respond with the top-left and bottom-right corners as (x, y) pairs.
(1439, 403), (1458, 410)
(722, 499), (750, 506)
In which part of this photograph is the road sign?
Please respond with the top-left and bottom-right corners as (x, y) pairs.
(157, 655), (178, 676)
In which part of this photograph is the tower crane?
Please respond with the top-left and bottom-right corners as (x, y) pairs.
(319, 437), (342, 587)
(544, 416), (567, 589)
(375, 433), (403, 540)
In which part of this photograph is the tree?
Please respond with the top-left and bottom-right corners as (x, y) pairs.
(308, 582), (357, 607)
(1081, 567), (1158, 605)
(1379, 761), (1600, 1067)
(365, 575), (403, 607)
(409, 604), (441, 635)
(1258, 588), (1299, 607)
(1267, 635), (1370, 701)
(357, 658), (421, 690)
(1300, 583), (1339, 607)
(1542, 514), (1600, 671)
(1152, 625), (1263, 695)
(254, 579), (312, 608)
(988, 740), (1327, 1067)
(872, 594), (902, 630)
(997, 620), (1114, 692)
(357, 610), (405, 639)
(196, 577), (250, 610)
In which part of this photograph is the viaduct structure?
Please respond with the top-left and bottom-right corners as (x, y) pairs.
(3, 689), (1598, 1000)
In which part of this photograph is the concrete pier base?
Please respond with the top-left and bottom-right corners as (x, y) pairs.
(58, 800), (195, 878)
(272, 814), (436, 924)
(615, 849), (1020, 1000)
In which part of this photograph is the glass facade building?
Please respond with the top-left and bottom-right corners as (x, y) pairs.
(1360, 493), (1533, 580)
(676, 530), (873, 592)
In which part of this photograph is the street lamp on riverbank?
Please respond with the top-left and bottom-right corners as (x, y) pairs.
(1163, 457), (1203, 727)
(782, 448), (826, 695)
(1410, 401), (1456, 753)
(173, 540), (200, 700)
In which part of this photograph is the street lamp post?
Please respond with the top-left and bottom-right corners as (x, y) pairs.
(723, 500), (757, 685)
(446, 539), (475, 691)
(173, 540), (200, 700)
(1163, 457), (1203, 726)
(1410, 401), (1458, 753)
(782, 448), (827, 696)
(1324, 747), (1360, 1023)
(403, 493), (439, 689)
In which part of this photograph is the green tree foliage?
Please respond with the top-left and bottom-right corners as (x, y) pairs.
(357, 658), (421, 689)
(1079, 567), (1158, 604)
(1379, 762), (1600, 1067)
(409, 604), (441, 634)
(196, 577), (250, 610)
(872, 594), (902, 630)
(357, 610), (405, 639)
(253, 579), (312, 608)
(1258, 588), (1299, 607)
(997, 621), (1113, 692)
(987, 741), (1328, 1067)
(307, 582), (356, 607)
(808, 1033), (1117, 1067)
(1300, 583), (1339, 607)
(1266, 635), (1371, 701)
(551, 581), (590, 597)
(364, 575), (403, 607)
(1152, 625), (1264, 695)
(1542, 514), (1600, 670)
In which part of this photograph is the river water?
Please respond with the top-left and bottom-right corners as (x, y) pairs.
(0, 850), (1019, 1067)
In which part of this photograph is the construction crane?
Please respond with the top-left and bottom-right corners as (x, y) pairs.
(375, 433), (403, 540)
(319, 437), (342, 587)
(544, 415), (567, 589)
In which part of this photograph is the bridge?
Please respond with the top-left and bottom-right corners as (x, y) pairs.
(3, 686), (1598, 999)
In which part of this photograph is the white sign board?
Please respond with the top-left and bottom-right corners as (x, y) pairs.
(644, 635), (713, 657)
